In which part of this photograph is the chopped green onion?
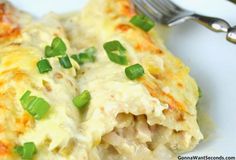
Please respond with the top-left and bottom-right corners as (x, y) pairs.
(71, 53), (95, 65)
(23, 96), (37, 110)
(20, 91), (50, 120)
(20, 91), (37, 110)
(103, 40), (128, 65)
(37, 59), (52, 74)
(59, 55), (72, 69)
(14, 146), (24, 156)
(45, 46), (55, 58)
(125, 63), (145, 80)
(71, 54), (80, 64)
(45, 37), (67, 58)
(14, 142), (37, 160)
(27, 97), (51, 120)
(73, 90), (91, 109)
(22, 142), (37, 159)
(71, 47), (96, 65)
(80, 53), (95, 64)
(130, 15), (155, 32)
(20, 90), (31, 108)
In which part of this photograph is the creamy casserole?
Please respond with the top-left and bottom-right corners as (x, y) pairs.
(0, 0), (203, 159)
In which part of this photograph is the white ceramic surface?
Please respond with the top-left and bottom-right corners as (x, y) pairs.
(8, 0), (236, 156)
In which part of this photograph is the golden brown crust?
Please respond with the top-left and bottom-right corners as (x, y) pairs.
(0, 141), (11, 156)
(106, 0), (135, 18)
(0, 37), (41, 158)
(0, 3), (20, 42)
(103, 0), (199, 114)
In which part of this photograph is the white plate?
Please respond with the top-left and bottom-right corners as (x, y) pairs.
(8, 0), (236, 157)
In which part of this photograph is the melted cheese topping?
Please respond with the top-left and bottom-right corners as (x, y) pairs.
(0, 1), (203, 160)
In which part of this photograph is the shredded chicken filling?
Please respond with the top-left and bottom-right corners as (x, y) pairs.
(96, 113), (195, 160)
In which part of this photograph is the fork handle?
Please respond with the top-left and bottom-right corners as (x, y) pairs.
(190, 14), (230, 32)
(227, 26), (236, 44)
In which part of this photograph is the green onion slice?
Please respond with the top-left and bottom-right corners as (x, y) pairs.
(37, 59), (52, 74)
(71, 47), (96, 65)
(73, 90), (91, 109)
(72, 53), (95, 65)
(20, 91), (31, 107)
(71, 54), (80, 64)
(20, 91), (37, 110)
(14, 142), (37, 159)
(45, 37), (67, 58)
(14, 146), (24, 156)
(125, 63), (145, 80)
(103, 40), (128, 65)
(20, 91), (50, 120)
(22, 142), (37, 159)
(78, 53), (95, 64)
(27, 97), (51, 120)
(130, 15), (155, 32)
(59, 55), (72, 69)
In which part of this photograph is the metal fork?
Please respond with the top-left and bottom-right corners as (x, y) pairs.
(133, 0), (236, 44)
